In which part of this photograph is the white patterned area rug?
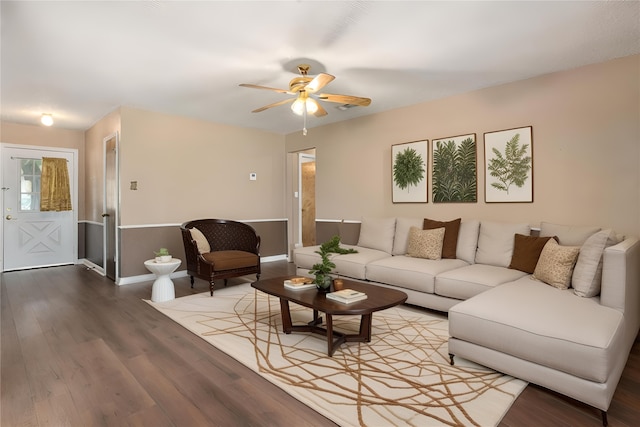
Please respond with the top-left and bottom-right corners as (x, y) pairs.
(147, 283), (526, 427)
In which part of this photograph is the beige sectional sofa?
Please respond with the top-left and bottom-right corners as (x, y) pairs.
(293, 217), (640, 423)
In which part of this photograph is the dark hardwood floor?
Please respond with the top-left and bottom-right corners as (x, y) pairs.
(2, 261), (638, 426)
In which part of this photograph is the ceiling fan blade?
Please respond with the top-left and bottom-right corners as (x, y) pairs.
(251, 98), (294, 113)
(305, 73), (335, 93)
(318, 93), (371, 107)
(313, 102), (328, 117)
(239, 83), (294, 94)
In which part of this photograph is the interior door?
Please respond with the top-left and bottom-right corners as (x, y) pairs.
(1, 145), (77, 271)
(104, 133), (118, 281)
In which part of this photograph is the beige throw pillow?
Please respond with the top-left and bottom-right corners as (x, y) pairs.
(190, 227), (211, 254)
(572, 229), (616, 297)
(532, 239), (580, 289)
(406, 227), (445, 260)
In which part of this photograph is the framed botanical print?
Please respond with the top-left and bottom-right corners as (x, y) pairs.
(432, 133), (477, 203)
(392, 140), (428, 203)
(484, 126), (533, 203)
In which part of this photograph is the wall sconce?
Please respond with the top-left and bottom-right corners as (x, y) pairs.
(41, 113), (54, 126)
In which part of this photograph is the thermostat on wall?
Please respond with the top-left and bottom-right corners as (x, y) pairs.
(249, 173), (257, 181)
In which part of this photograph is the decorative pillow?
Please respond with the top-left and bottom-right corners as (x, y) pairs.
(532, 239), (581, 289)
(475, 221), (531, 267)
(190, 227), (210, 254)
(392, 217), (424, 255)
(423, 218), (461, 259)
(509, 234), (558, 274)
(539, 221), (600, 246)
(357, 217), (396, 254)
(456, 219), (480, 264)
(406, 227), (445, 260)
(572, 229), (616, 297)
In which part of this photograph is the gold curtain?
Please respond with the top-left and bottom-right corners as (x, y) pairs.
(40, 157), (72, 211)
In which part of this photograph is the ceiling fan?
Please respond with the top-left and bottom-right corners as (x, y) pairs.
(239, 64), (371, 122)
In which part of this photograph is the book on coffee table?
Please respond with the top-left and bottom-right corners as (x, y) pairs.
(326, 289), (367, 304)
(284, 277), (315, 290)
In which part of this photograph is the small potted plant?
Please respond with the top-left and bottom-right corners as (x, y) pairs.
(309, 246), (336, 292)
(154, 248), (172, 263)
(308, 236), (357, 292)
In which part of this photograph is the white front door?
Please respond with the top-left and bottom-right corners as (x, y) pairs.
(1, 145), (77, 271)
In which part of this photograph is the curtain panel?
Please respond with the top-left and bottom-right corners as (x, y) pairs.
(40, 157), (72, 211)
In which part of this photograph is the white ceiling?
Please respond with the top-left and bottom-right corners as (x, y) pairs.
(2, 1), (639, 135)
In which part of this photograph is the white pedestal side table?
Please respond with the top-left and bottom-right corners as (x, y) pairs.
(144, 258), (182, 302)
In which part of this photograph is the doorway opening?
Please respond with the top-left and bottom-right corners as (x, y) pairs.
(287, 148), (316, 260)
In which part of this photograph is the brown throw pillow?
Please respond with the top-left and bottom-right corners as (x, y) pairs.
(423, 218), (461, 259)
(509, 234), (558, 274)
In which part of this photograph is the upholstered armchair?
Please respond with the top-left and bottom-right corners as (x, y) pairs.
(180, 219), (261, 296)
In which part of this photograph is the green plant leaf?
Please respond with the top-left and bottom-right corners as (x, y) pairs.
(487, 133), (531, 194)
(394, 147), (425, 191)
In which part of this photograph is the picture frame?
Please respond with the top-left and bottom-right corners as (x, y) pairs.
(484, 126), (533, 203)
(392, 140), (428, 203)
(431, 133), (477, 203)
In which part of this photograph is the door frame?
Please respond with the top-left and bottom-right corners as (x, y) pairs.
(286, 148), (316, 261)
(103, 132), (120, 282)
(0, 143), (79, 272)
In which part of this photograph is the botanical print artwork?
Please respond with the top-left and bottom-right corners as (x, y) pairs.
(484, 126), (533, 203)
(392, 140), (428, 203)
(432, 134), (477, 203)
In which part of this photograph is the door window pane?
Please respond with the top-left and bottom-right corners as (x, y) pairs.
(19, 159), (42, 212)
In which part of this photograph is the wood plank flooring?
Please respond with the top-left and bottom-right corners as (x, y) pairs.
(2, 262), (639, 426)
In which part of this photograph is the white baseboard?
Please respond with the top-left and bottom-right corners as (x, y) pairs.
(115, 254), (288, 286)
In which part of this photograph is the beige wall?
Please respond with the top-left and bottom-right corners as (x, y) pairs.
(0, 121), (86, 219)
(285, 54), (640, 238)
(118, 107), (286, 225)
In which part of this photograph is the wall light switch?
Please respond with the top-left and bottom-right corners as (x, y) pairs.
(130, 181), (137, 190)
(249, 173), (257, 181)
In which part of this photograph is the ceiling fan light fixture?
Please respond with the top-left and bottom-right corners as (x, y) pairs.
(41, 113), (54, 126)
(291, 97), (318, 116)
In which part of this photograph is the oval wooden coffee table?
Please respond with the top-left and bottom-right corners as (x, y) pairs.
(252, 276), (407, 356)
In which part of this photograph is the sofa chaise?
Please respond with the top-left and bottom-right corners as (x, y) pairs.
(293, 217), (640, 425)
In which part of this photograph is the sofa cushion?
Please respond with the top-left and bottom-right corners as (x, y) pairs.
(434, 264), (528, 300)
(392, 217), (423, 255)
(456, 219), (480, 264)
(539, 221), (600, 246)
(190, 227), (211, 254)
(532, 239), (580, 290)
(423, 218), (461, 259)
(332, 246), (390, 280)
(572, 229), (617, 297)
(294, 245), (325, 270)
(357, 217), (396, 254)
(509, 234), (557, 274)
(406, 227), (445, 260)
(475, 221), (531, 267)
(294, 244), (388, 280)
(202, 250), (258, 270)
(366, 255), (467, 294)
(449, 277), (625, 383)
